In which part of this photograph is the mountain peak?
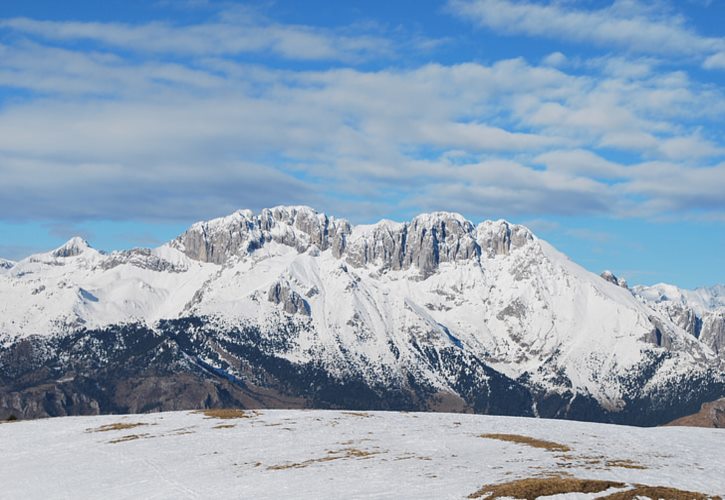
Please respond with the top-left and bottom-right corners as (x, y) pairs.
(52, 237), (92, 258)
(0, 257), (15, 270)
(601, 270), (628, 289)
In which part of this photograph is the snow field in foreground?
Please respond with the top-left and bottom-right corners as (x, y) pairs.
(1, 410), (723, 499)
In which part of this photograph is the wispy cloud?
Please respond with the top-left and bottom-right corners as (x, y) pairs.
(449, 0), (725, 68)
(0, 17), (393, 62)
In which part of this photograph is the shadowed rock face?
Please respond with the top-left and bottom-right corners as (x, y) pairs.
(268, 282), (310, 316)
(635, 288), (725, 359)
(173, 206), (532, 277)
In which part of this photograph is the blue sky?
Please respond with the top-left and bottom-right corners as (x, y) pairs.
(0, 0), (723, 288)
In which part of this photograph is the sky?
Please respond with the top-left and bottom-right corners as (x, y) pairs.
(0, 0), (723, 288)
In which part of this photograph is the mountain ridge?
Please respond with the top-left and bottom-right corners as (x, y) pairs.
(0, 206), (722, 424)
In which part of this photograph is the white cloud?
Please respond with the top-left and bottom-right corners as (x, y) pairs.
(534, 150), (628, 179)
(449, 0), (725, 66)
(542, 52), (567, 67)
(703, 51), (725, 70)
(0, 15), (396, 62)
(0, 13), (723, 223)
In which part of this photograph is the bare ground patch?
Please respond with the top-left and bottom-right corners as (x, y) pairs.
(468, 476), (720, 500)
(601, 484), (720, 499)
(392, 452), (433, 462)
(553, 455), (647, 471)
(267, 447), (382, 470)
(468, 476), (624, 499)
(195, 409), (258, 420)
(108, 433), (151, 444)
(604, 459), (647, 470)
(478, 433), (571, 452)
(341, 411), (373, 418)
(213, 424), (236, 429)
(87, 422), (148, 433)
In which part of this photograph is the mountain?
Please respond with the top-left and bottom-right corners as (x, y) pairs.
(665, 397), (725, 428)
(0, 258), (15, 270)
(633, 283), (725, 357)
(0, 206), (722, 424)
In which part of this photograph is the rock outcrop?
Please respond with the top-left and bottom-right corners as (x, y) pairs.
(268, 282), (310, 316)
(174, 206), (533, 277)
(172, 206), (350, 265)
(600, 270), (628, 289)
(634, 283), (725, 359)
(701, 311), (725, 355)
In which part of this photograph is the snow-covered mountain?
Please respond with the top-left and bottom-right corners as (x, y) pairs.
(0, 206), (722, 424)
(0, 258), (15, 270)
(634, 283), (725, 357)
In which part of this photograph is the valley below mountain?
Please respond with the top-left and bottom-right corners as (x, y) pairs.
(1, 206), (723, 425)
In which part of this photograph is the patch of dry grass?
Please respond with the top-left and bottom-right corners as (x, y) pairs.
(393, 453), (433, 461)
(341, 411), (372, 418)
(267, 448), (381, 470)
(478, 433), (571, 452)
(468, 476), (720, 500)
(213, 424), (236, 430)
(108, 433), (150, 444)
(601, 484), (720, 499)
(467, 476), (624, 499)
(195, 409), (256, 420)
(87, 422), (147, 433)
(604, 459), (647, 470)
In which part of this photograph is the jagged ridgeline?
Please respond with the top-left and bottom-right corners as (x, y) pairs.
(0, 206), (723, 424)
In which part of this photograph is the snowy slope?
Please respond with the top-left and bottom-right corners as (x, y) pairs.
(0, 409), (723, 499)
(0, 206), (722, 423)
(0, 257), (15, 271)
(0, 239), (215, 336)
(635, 283), (725, 316)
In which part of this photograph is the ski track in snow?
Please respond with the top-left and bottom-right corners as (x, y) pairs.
(1, 410), (723, 499)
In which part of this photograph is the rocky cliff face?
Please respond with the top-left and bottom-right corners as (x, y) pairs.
(172, 207), (351, 264)
(701, 311), (725, 356)
(174, 206), (532, 278)
(268, 281), (310, 316)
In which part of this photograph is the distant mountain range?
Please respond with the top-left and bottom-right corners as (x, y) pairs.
(1, 206), (722, 424)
